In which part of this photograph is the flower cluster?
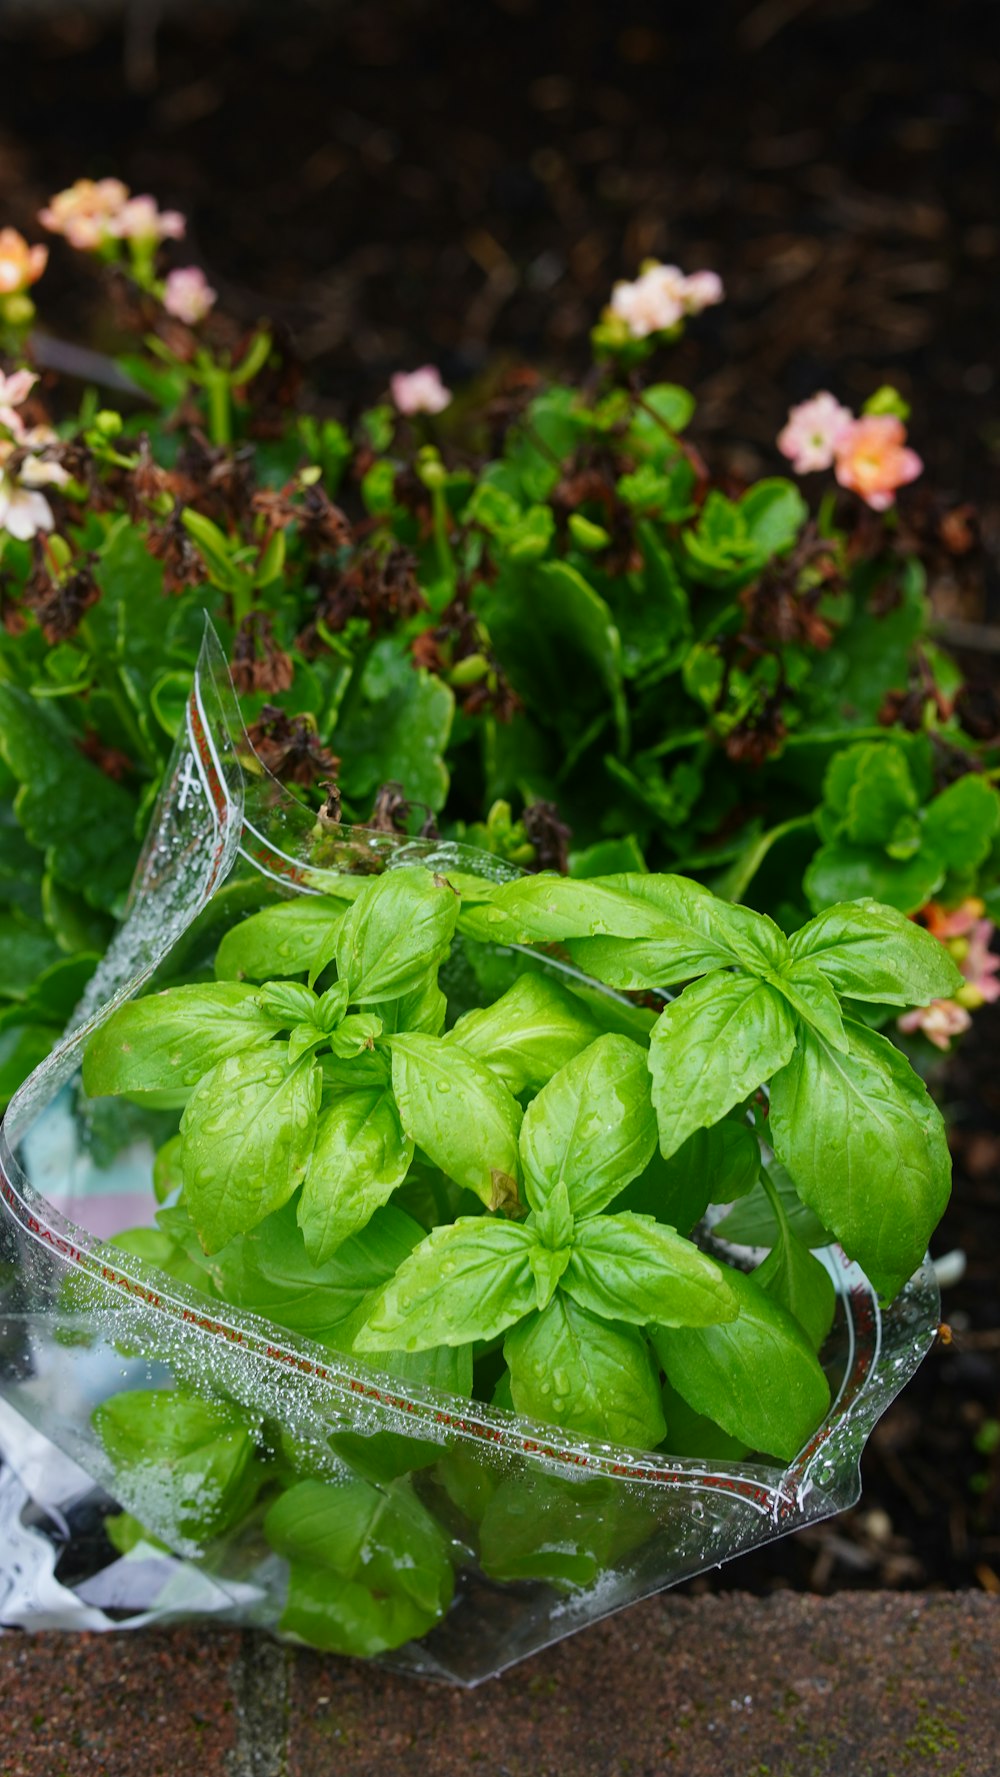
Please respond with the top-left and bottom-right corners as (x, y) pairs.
(608, 262), (724, 339)
(0, 370), (69, 540)
(778, 392), (923, 511)
(898, 898), (1000, 1050)
(39, 179), (185, 251)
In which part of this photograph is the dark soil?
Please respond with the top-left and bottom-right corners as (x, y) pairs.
(0, 0), (998, 1599)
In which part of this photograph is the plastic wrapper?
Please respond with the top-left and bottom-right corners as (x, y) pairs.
(0, 626), (940, 1684)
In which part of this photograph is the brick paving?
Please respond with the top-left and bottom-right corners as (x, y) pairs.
(1, 1592), (997, 1776)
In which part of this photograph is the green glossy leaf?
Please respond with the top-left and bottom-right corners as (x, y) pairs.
(82, 984), (279, 1106)
(922, 774), (1000, 873)
(519, 1034), (657, 1217)
(298, 1087), (414, 1263)
(773, 959), (848, 1052)
(94, 1387), (264, 1545)
(448, 972), (601, 1094)
(335, 641), (454, 812)
(738, 478), (807, 555)
(648, 973), (797, 1158)
(713, 1160), (831, 1249)
(214, 897), (347, 984)
(336, 868), (458, 1003)
(0, 915), (61, 1001)
(356, 1217), (540, 1350)
(617, 1119), (760, 1232)
(264, 1479), (453, 1657)
(564, 1212), (738, 1328)
(391, 1033), (522, 1211)
(754, 1218), (836, 1354)
(652, 1267), (830, 1461)
(789, 899), (964, 1006)
(568, 873), (788, 988)
(201, 1201), (423, 1349)
(505, 1296), (665, 1449)
(769, 1019), (951, 1299)
(804, 839), (944, 915)
(180, 1050), (321, 1251)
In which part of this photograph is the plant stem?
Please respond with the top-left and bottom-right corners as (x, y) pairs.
(204, 371), (232, 450)
(721, 811), (819, 904)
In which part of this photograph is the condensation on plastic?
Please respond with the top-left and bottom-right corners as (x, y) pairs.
(0, 623), (940, 1685)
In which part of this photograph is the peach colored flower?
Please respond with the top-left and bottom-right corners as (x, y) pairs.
(39, 178), (130, 250)
(778, 392), (854, 474)
(897, 998), (972, 1051)
(390, 365), (452, 415)
(0, 229), (48, 296)
(918, 896), (985, 941)
(162, 265), (217, 324)
(834, 413), (923, 511)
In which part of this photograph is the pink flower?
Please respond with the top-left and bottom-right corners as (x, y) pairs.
(834, 414), (923, 511)
(0, 428), (67, 540)
(162, 265), (217, 325)
(680, 270), (724, 314)
(110, 195), (186, 244)
(39, 178), (130, 250)
(778, 393), (855, 474)
(0, 368), (39, 437)
(0, 229), (48, 296)
(610, 265), (686, 337)
(955, 918), (1000, 1008)
(897, 999), (972, 1052)
(609, 263), (724, 338)
(390, 366), (452, 416)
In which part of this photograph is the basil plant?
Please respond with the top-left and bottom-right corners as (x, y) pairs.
(81, 861), (959, 1647)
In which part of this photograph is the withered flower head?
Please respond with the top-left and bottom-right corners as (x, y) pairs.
(145, 501), (209, 596)
(252, 479), (352, 553)
(297, 542), (426, 654)
(230, 611), (295, 695)
(245, 704), (340, 788)
(366, 781), (439, 841)
(24, 546), (100, 643)
(522, 800), (572, 875)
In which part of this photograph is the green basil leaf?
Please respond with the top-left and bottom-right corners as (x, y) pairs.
(478, 1470), (661, 1589)
(789, 899), (964, 1006)
(754, 1224), (836, 1354)
(356, 1217), (540, 1350)
(325, 1012), (383, 1058)
(213, 896), (347, 984)
(457, 873), (668, 948)
(660, 1378), (749, 1462)
(287, 1024), (326, 1065)
(504, 1296), (666, 1449)
(519, 1034), (657, 1218)
(336, 867), (458, 1003)
(94, 1387), (264, 1545)
(373, 975), (448, 1036)
(298, 1087), (414, 1264)
(652, 1267), (831, 1461)
(713, 1160), (831, 1248)
(448, 972), (602, 1094)
(617, 1119), (760, 1232)
(258, 981), (321, 1028)
(204, 1201), (424, 1349)
(769, 1019), (951, 1300)
(82, 984), (279, 1107)
(921, 773), (1000, 873)
(391, 1033), (523, 1212)
(565, 873), (778, 988)
(180, 1050), (321, 1252)
(565, 1212), (738, 1328)
(648, 973), (797, 1159)
(264, 1479), (453, 1657)
(773, 959), (848, 1052)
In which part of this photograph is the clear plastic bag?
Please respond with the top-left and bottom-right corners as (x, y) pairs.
(0, 625), (940, 1684)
